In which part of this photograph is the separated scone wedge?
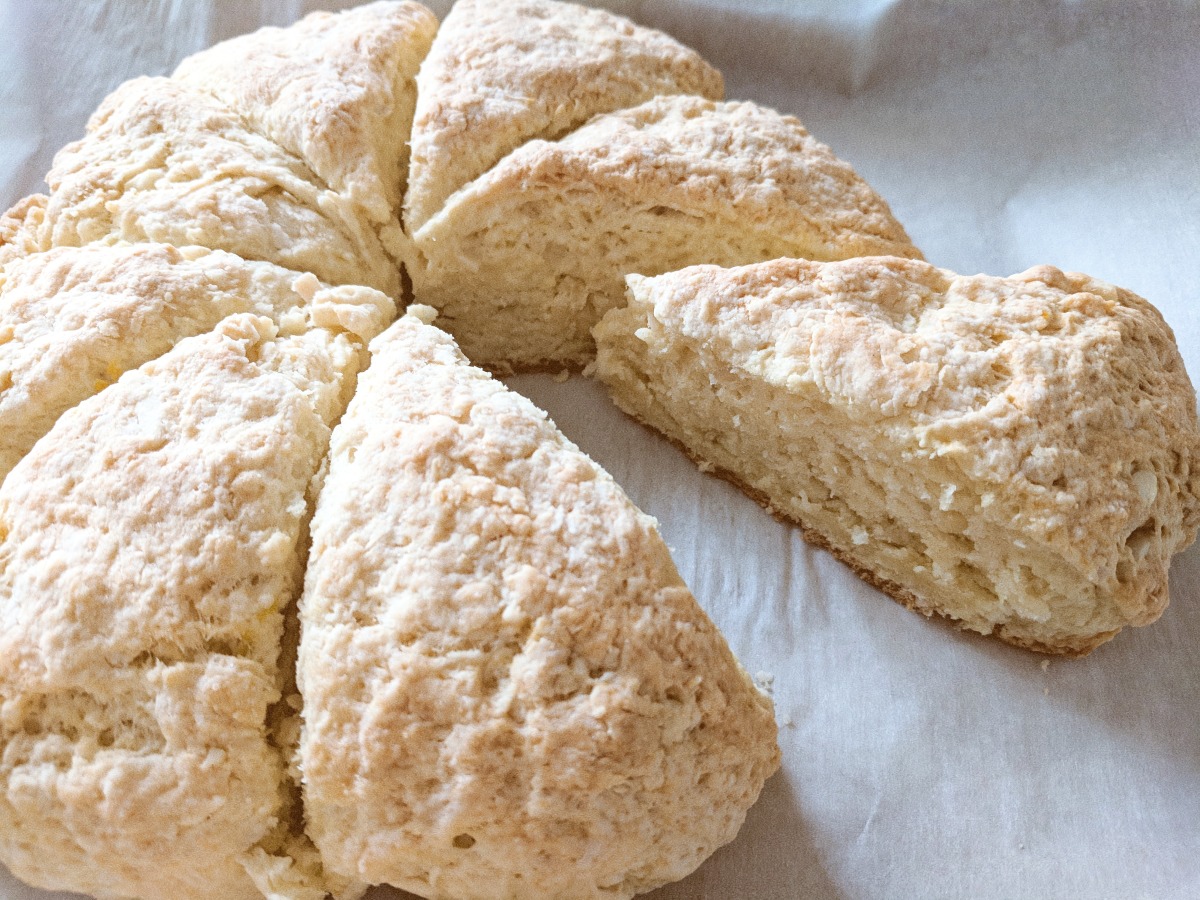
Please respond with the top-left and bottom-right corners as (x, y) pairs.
(405, 0), (723, 232)
(37, 77), (401, 296)
(410, 95), (920, 371)
(0, 309), (387, 900)
(175, 0), (437, 230)
(593, 257), (1200, 655)
(298, 308), (780, 899)
(0, 242), (393, 482)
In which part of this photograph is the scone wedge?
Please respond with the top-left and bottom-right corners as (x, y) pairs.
(404, 0), (724, 232)
(298, 308), (780, 899)
(38, 77), (401, 296)
(593, 257), (1200, 654)
(410, 95), (920, 371)
(0, 307), (390, 900)
(0, 242), (392, 482)
(175, 0), (437, 230)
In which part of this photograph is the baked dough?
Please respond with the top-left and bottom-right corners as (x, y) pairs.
(298, 308), (780, 899)
(38, 77), (401, 297)
(0, 194), (48, 269)
(174, 0), (437, 229)
(404, 0), (723, 232)
(592, 257), (1200, 654)
(410, 94), (921, 371)
(0, 312), (377, 900)
(0, 242), (392, 482)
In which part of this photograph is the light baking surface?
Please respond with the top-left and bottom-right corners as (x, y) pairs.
(2, 1), (1198, 898)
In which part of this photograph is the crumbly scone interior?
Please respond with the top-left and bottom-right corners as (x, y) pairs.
(410, 95), (920, 371)
(593, 260), (1200, 654)
(298, 309), (779, 900)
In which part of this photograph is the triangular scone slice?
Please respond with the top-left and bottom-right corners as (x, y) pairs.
(174, 1), (437, 228)
(593, 258), (1200, 655)
(404, 0), (723, 232)
(0, 312), (377, 900)
(0, 242), (394, 482)
(0, 194), (49, 269)
(299, 308), (780, 899)
(410, 95), (921, 371)
(39, 77), (401, 297)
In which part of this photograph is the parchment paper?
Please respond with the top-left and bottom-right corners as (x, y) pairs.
(2, 1), (1198, 898)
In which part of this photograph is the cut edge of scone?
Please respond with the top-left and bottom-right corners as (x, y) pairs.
(404, 0), (724, 233)
(174, 0), (439, 231)
(297, 305), (780, 899)
(409, 95), (920, 372)
(0, 295), (393, 899)
(592, 257), (1200, 656)
(0, 242), (395, 486)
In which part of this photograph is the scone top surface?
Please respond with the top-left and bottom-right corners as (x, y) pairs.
(404, 0), (724, 232)
(299, 310), (780, 899)
(0, 242), (392, 484)
(0, 312), (377, 900)
(594, 257), (1200, 653)
(38, 75), (402, 296)
(175, 0), (438, 227)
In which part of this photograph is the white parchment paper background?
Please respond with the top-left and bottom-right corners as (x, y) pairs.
(2, 1), (1198, 897)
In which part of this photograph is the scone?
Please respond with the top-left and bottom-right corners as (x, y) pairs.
(404, 0), (724, 232)
(0, 312), (381, 900)
(298, 308), (780, 899)
(174, 0), (437, 231)
(0, 242), (393, 482)
(410, 94), (921, 371)
(592, 257), (1200, 654)
(37, 77), (402, 296)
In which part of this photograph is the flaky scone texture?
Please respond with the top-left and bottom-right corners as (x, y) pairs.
(411, 95), (921, 371)
(0, 242), (393, 483)
(0, 194), (49, 269)
(405, 0), (723, 232)
(175, 0), (437, 228)
(0, 314), (373, 900)
(38, 77), (401, 297)
(593, 258), (1200, 654)
(298, 309), (780, 899)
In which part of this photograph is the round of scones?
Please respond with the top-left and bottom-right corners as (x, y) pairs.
(1, 2), (1197, 900)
